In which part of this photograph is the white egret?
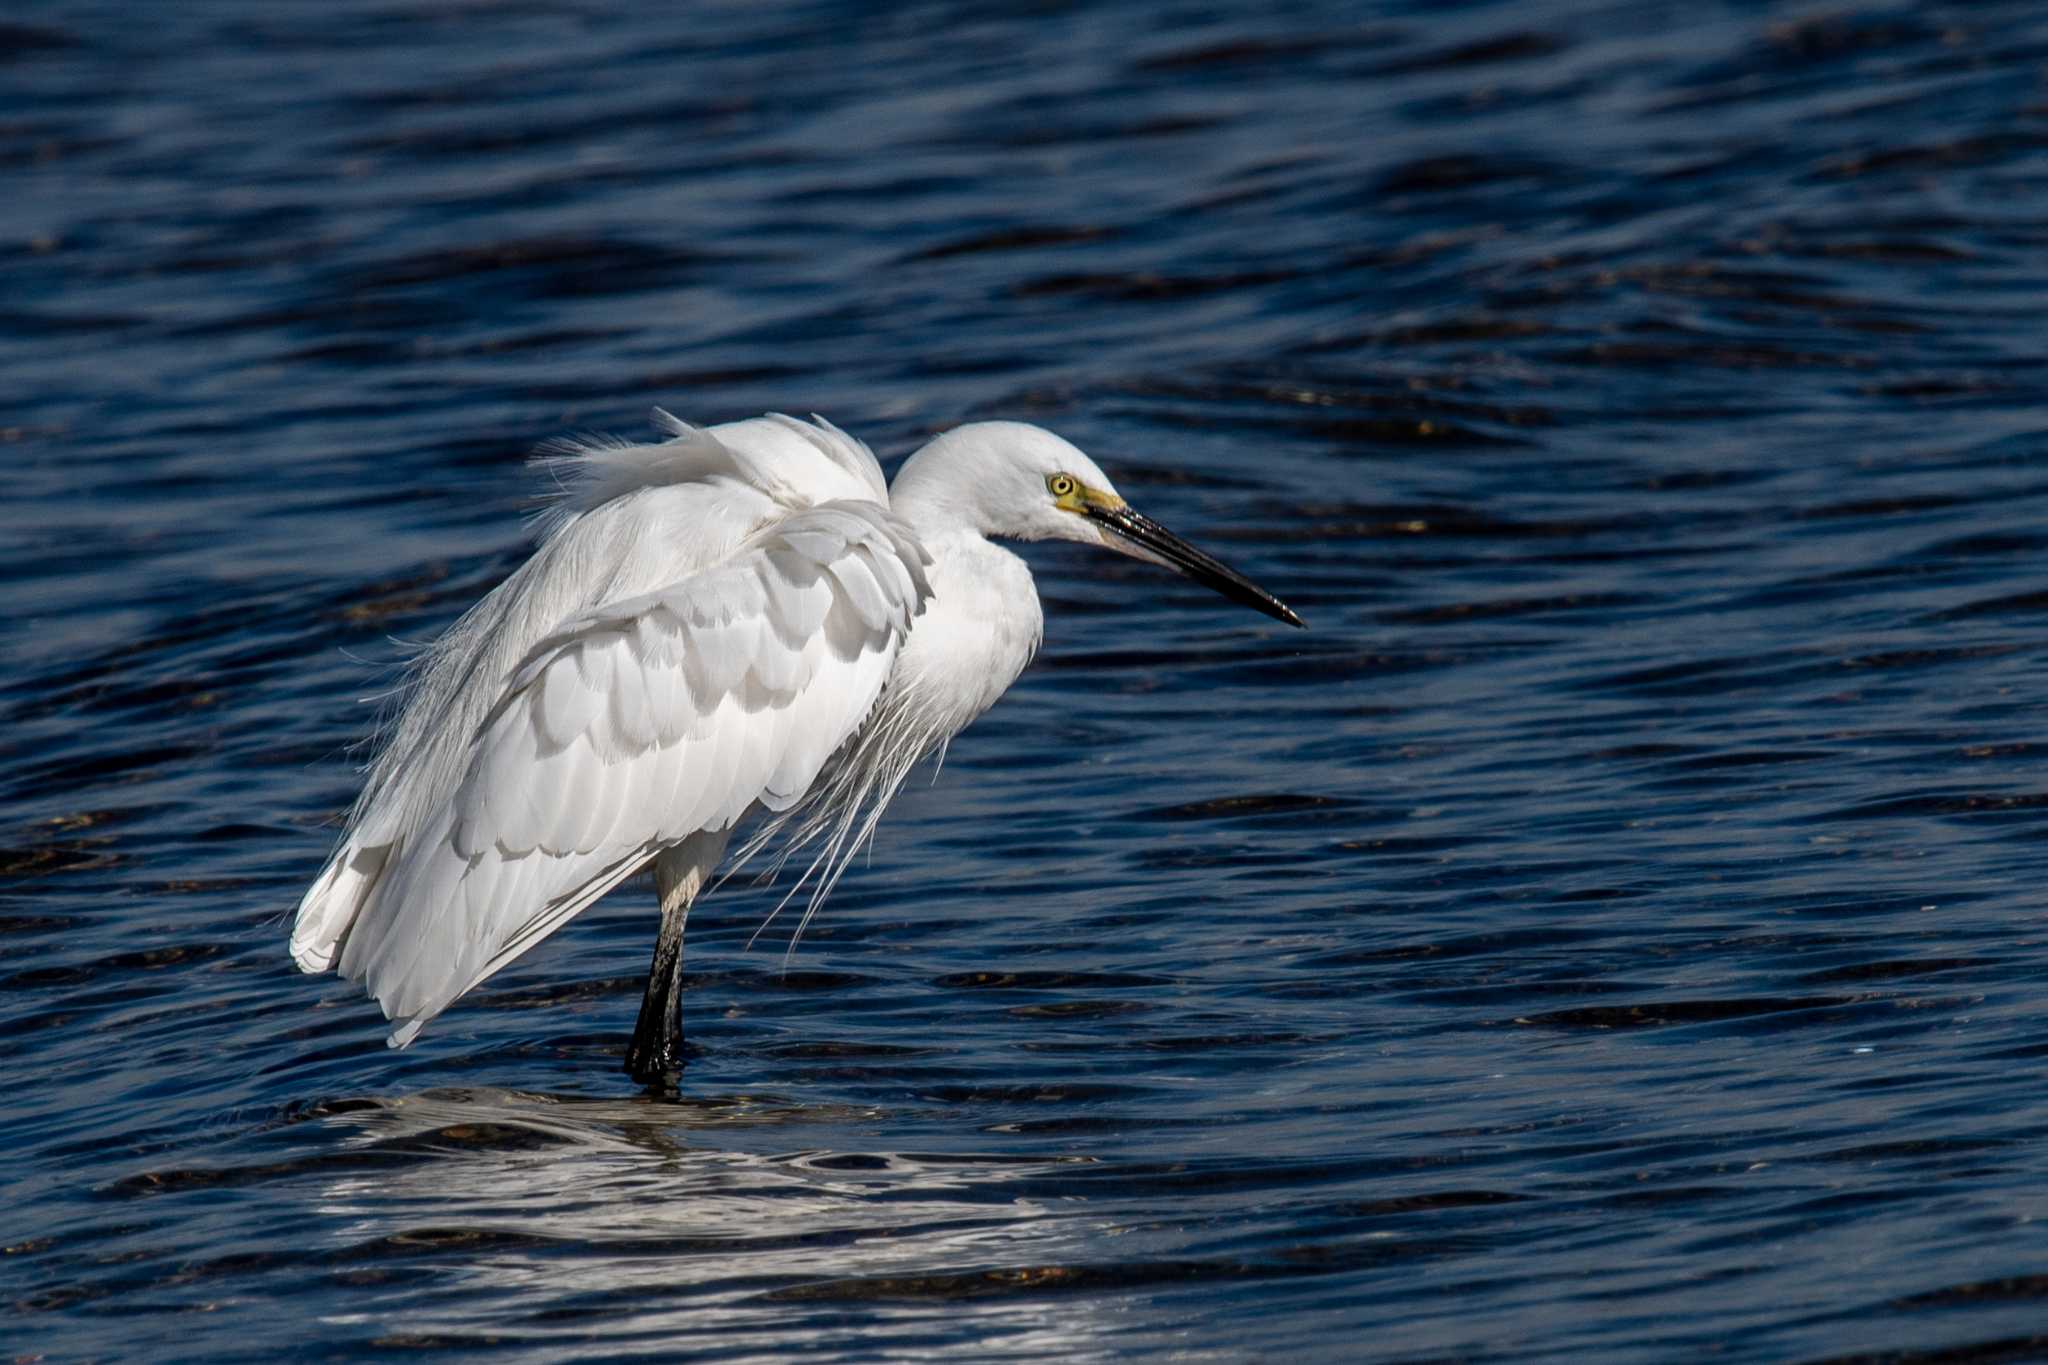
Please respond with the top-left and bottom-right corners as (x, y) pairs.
(292, 412), (1302, 1083)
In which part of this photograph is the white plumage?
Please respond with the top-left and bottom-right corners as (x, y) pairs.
(293, 410), (1300, 1080)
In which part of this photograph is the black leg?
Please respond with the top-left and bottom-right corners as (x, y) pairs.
(621, 837), (720, 1090)
(624, 900), (687, 1087)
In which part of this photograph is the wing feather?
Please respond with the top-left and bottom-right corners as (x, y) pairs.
(828, 553), (893, 632)
(538, 658), (600, 750)
(331, 499), (927, 1043)
(679, 698), (743, 836)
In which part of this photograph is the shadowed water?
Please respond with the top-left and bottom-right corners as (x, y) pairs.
(7, 1), (2048, 1360)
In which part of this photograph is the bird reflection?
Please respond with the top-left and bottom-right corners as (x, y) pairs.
(305, 1087), (1113, 1357)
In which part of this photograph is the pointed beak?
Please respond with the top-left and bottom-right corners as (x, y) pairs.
(1084, 502), (1305, 628)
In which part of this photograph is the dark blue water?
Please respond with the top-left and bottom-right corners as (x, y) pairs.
(9, 1), (2048, 1358)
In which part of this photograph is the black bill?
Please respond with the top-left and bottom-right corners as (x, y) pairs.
(1086, 503), (1305, 628)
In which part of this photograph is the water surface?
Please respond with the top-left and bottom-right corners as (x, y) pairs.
(7, 1), (2048, 1359)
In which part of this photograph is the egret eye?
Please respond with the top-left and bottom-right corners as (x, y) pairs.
(1048, 474), (1077, 498)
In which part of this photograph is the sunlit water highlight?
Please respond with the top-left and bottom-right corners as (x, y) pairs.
(7, 1), (2048, 1360)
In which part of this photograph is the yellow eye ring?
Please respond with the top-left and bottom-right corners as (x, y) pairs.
(1048, 474), (1077, 498)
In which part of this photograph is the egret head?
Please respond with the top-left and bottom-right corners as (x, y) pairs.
(893, 421), (1304, 627)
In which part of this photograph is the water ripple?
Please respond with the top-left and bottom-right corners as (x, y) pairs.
(8, 0), (2048, 1360)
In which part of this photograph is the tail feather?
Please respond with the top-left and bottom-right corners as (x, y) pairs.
(290, 840), (393, 973)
